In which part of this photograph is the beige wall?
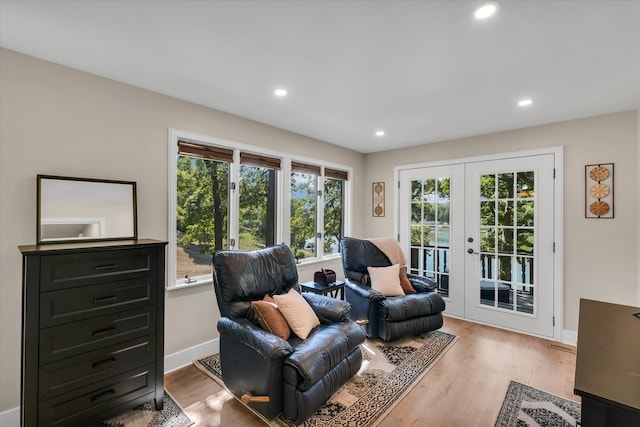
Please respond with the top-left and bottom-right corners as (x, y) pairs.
(0, 49), (366, 412)
(2, 47), (639, 414)
(363, 111), (639, 333)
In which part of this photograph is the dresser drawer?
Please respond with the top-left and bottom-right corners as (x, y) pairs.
(40, 307), (155, 364)
(38, 364), (156, 427)
(40, 248), (156, 291)
(39, 335), (156, 400)
(40, 278), (155, 327)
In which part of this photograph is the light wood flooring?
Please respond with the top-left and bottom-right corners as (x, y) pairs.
(164, 317), (578, 426)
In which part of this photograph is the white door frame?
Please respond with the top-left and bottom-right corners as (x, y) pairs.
(394, 147), (564, 341)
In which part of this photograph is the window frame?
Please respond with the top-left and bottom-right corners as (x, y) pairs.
(167, 129), (352, 290)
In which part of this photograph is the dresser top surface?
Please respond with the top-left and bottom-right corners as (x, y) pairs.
(19, 238), (167, 254)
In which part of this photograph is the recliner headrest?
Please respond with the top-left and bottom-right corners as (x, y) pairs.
(213, 243), (299, 318)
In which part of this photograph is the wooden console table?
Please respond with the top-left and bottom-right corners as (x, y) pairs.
(574, 299), (640, 427)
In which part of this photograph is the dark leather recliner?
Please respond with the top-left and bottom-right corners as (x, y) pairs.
(212, 243), (366, 424)
(340, 237), (446, 341)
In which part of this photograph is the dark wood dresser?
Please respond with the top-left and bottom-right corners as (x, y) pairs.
(19, 239), (167, 426)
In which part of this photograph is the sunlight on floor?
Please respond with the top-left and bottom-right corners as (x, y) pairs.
(185, 390), (232, 426)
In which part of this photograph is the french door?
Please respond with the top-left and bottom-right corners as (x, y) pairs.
(399, 153), (557, 338)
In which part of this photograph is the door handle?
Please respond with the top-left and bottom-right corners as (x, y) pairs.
(467, 248), (478, 254)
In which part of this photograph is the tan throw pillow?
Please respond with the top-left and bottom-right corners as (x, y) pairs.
(273, 288), (320, 340)
(399, 267), (416, 294)
(367, 264), (405, 296)
(251, 294), (291, 340)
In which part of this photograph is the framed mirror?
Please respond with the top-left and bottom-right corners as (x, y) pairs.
(37, 175), (137, 244)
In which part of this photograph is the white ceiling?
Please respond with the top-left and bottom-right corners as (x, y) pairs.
(1, 0), (639, 153)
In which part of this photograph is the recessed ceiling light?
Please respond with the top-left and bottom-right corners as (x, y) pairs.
(274, 88), (288, 97)
(375, 130), (385, 137)
(518, 98), (533, 107)
(473, 2), (499, 20)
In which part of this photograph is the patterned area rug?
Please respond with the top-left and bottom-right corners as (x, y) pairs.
(495, 381), (581, 427)
(193, 330), (456, 427)
(94, 391), (193, 427)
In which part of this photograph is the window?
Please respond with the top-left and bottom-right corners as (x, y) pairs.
(175, 141), (230, 285)
(324, 168), (348, 255)
(168, 131), (351, 289)
(290, 163), (348, 261)
(239, 153), (279, 250)
(290, 162), (319, 259)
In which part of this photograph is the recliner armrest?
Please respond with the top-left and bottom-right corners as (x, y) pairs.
(302, 292), (351, 323)
(217, 317), (293, 360)
(408, 274), (437, 293)
(344, 279), (385, 302)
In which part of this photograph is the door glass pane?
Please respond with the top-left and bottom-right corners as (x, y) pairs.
(517, 171), (535, 198)
(497, 229), (514, 253)
(438, 201), (450, 224)
(516, 230), (534, 255)
(480, 201), (495, 226)
(439, 177), (450, 198)
(411, 225), (422, 245)
(498, 173), (514, 198)
(517, 201), (534, 226)
(437, 249), (449, 273)
(423, 203), (436, 223)
(497, 201), (514, 224)
(480, 228), (496, 252)
(411, 203), (422, 223)
(411, 180), (422, 201)
(437, 227), (450, 247)
(480, 281), (495, 307)
(409, 177), (452, 298)
(497, 282), (514, 310)
(516, 285), (534, 314)
(423, 248), (434, 271)
(480, 175), (495, 200)
(478, 169), (536, 315)
(480, 254), (496, 279)
(516, 257), (534, 285)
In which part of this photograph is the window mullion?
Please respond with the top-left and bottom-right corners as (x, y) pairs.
(317, 174), (325, 258)
(228, 149), (241, 250)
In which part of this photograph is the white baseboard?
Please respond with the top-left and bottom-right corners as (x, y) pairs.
(0, 406), (19, 427)
(0, 338), (220, 426)
(562, 329), (577, 346)
(164, 338), (219, 373)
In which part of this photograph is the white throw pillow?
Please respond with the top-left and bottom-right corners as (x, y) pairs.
(367, 264), (405, 296)
(273, 288), (320, 339)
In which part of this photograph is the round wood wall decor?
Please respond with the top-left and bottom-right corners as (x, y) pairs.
(589, 166), (609, 181)
(589, 183), (609, 198)
(589, 201), (610, 216)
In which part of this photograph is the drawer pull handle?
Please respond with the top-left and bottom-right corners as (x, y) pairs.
(92, 327), (117, 337)
(93, 295), (117, 304)
(91, 389), (116, 403)
(92, 357), (117, 369)
(95, 264), (120, 271)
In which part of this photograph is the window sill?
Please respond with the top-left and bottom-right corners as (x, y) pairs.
(296, 254), (341, 267)
(167, 278), (213, 292)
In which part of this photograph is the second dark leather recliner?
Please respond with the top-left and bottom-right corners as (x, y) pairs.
(340, 237), (446, 341)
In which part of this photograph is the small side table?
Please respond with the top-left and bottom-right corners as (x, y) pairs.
(300, 280), (345, 300)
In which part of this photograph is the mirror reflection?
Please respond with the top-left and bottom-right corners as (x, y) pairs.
(38, 175), (137, 244)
